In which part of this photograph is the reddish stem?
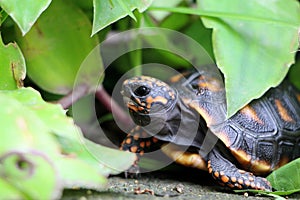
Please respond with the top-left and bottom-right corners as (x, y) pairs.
(57, 85), (89, 109)
(95, 85), (133, 129)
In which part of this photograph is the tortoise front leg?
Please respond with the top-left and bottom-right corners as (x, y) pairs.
(120, 126), (163, 175)
(207, 149), (272, 191)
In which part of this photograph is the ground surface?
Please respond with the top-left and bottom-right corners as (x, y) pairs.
(61, 166), (300, 200)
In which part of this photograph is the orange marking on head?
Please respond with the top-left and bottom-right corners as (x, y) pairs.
(146, 96), (168, 106)
(240, 105), (264, 124)
(169, 72), (189, 83)
(275, 99), (294, 122)
(128, 103), (139, 112)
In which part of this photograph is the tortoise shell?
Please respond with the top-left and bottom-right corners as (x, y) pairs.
(121, 68), (300, 190)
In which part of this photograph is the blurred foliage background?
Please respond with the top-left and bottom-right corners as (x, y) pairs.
(0, 0), (299, 199)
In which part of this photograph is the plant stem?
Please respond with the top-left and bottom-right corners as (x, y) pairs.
(95, 85), (133, 128)
(57, 85), (89, 109)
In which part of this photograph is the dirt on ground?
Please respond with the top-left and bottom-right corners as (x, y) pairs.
(61, 165), (300, 200)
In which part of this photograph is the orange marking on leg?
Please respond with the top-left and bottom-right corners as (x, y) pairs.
(126, 138), (132, 144)
(130, 146), (138, 153)
(231, 177), (237, 183)
(146, 141), (151, 147)
(221, 176), (230, 183)
(140, 141), (145, 148)
(244, 180), (251, 187)
(152, 137), (158, 143)
(214, 171), (219, 178)
(238, 179), (244, 185)
(139, 151), (144, 156)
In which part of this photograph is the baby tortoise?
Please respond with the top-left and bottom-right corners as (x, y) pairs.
(120, 69), (300, 191)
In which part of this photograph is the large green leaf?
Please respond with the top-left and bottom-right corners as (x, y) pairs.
(0, 0), (51, 35)
(16, 0), (101, 95)
(198, 0), (300, 117)
(0, 88), (136, 199)
(267, 158), (300, 194)
(0, 38), (26, 90)
(0, 91), (62, 199)
(0, 151), (61, 200)
(92, 0), (153, 35)
(4, 87), (136, 176)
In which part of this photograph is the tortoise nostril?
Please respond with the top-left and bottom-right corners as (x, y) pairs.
(134, 86), (151, 97)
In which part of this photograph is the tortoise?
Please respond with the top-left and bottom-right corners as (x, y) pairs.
(119, 68), (300, 191)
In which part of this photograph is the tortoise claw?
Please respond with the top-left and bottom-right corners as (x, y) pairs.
(124, 163), (141, 179)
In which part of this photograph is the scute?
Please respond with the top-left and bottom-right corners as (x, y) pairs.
(169, 70), (300, 175)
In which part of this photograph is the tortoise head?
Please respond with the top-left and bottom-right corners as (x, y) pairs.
(121, 76), (177, 126)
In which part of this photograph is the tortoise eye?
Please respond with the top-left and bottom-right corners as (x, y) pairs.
(134, 86), (151, 97)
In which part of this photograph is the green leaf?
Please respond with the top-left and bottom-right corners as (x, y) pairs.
(56, 157), (107, 190)
(183, 20), (214, 59)
(198, 0), (300, 117)
(0, 0), (51, 35)
(267, 158), (300, 192)
(0, 151), (61, 200)
(150, 0), (182, 21)
(0, 38), (26, 90)
(0, 90), (60, 155)
(0, 87), (136, 198)
(83, 139), (137, 175)
(16, 0), (101, 95)
(3, 87), (136, 176)
(92, 0), (153, 35)
(0, 178), (23, 199)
